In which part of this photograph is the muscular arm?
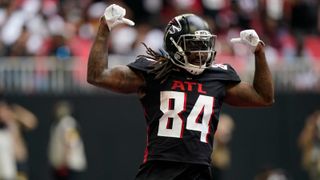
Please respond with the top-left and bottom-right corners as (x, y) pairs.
(87, 19), (145, 94)
(224, 43), (274, 107)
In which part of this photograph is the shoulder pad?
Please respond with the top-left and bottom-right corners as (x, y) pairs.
(212, 64), (228, 70)
(127, 57), (155, 73)
(205, 64), (241, 82)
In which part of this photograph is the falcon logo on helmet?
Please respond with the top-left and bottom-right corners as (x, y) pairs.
(167, 19), (182, 34)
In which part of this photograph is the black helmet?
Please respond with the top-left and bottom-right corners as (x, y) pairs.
(163, 14), (217, 75)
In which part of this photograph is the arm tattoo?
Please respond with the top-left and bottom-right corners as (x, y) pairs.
(87, 24), (109, 83)
(87, 23), (144, 93)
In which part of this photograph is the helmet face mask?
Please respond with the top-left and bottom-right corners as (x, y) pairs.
(164, 14), (217, 75)
(180, 31), (214, 52)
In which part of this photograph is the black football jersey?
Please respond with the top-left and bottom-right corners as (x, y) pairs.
(127, 57), (241, 166)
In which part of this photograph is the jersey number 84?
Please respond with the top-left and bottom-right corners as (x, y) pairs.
(158, 91), (214, 143)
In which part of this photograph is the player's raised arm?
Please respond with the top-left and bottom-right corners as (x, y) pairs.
(87, 4), (144, 93)
(225, 30), (274, 107)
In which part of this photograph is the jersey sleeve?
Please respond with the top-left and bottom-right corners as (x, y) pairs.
(127, 57), (155, 77)
(207, 64), (241, 83)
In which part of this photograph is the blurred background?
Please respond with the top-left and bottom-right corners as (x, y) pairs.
(0, 0), (320, 180)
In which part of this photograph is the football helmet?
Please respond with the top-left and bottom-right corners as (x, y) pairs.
(163, 14), (217, 75)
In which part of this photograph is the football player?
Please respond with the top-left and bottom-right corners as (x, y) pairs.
(87, 4), (274, 180)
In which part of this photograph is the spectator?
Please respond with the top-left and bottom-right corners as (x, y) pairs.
(211, 113), (235, 180)
(11, 103), (38, 180)
(254, 167), (290, 180)
(298, 110), (320, 180)
(0, 100), (37, 180)
(0, 101), (16, 180)
(48, 100), (87, 180)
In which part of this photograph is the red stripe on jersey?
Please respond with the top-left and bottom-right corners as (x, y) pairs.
(206, 97), (215, 143)
(143, 126), (150, 163)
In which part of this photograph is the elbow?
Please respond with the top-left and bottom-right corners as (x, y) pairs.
(259, 88), (275, 106)
(87, 77), (94, 85)
(86, 75), (94, 85)
(87, 78), (102, 87)
(265, 99), (275, 106)
(262, 96), (275, 106)
(86, 74), (100, 86)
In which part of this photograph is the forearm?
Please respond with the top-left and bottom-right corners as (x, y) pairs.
(253, 43), (274, 104)
(87, 20), (110, 84)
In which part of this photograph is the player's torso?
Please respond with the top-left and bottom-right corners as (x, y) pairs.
(141, 70), (226, 165)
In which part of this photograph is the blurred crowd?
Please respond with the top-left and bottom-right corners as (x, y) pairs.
(0, 0), (320, 92)
(0, 0), (319, 60)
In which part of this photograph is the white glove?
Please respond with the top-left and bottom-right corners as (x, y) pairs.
(230, 29), (264, 53)
(103, 4), (135, 31)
